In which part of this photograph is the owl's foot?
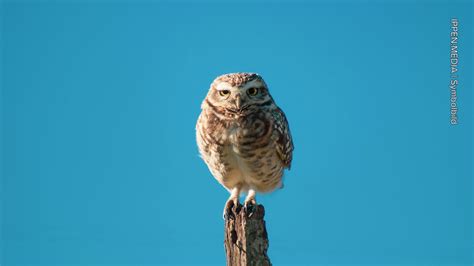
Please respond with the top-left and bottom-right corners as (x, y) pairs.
(223, 187), (241, 220)
(223, 198), (239, 220)
(243, 199), (257, 217)
(243, 189), (257, 217)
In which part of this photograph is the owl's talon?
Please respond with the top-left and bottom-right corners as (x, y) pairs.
(223, 208), (234, 220)
(243, 200), (256, 217)
(223, 199), (236, 220)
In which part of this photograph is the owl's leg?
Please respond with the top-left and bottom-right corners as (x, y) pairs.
(223, 186), (241, 220)
(243, 188), (257, 216)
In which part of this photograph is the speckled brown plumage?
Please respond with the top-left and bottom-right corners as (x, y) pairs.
(212, 72), (264, 88)
(196, 73), (293, 217)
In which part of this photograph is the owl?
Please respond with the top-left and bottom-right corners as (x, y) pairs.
(196, 73), (293, 218)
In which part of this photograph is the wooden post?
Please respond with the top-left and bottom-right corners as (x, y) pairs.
(224, 204), (272, 266)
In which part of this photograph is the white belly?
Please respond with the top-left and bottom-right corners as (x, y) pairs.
(215, 143), (283, 194)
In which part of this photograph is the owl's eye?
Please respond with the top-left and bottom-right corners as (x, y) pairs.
(247, 87), (259, 96)
(219, 90), (230, 97)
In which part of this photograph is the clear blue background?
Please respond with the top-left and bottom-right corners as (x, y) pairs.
(1, 1), (472, 265)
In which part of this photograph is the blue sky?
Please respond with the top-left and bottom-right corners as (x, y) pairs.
(1, 1), (473, 265)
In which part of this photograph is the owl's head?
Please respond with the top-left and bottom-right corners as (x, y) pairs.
(204, 72), (274, 116)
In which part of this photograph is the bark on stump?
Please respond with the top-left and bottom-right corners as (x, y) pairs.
(224, 203), (271, 266)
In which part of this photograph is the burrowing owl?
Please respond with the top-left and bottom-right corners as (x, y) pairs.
(196, 73), (293, 217)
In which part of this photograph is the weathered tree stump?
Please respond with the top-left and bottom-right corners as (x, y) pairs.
(224, 203), (271, 266)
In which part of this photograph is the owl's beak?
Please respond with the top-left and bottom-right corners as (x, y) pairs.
(235, 95), (243, 110)
(226, 94), (249, 115)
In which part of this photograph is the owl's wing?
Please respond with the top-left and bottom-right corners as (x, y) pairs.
(273, 107), (294, 169)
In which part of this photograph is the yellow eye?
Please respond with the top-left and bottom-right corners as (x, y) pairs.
(247, 87), (258, 96)
(219, 90), (230, 97)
